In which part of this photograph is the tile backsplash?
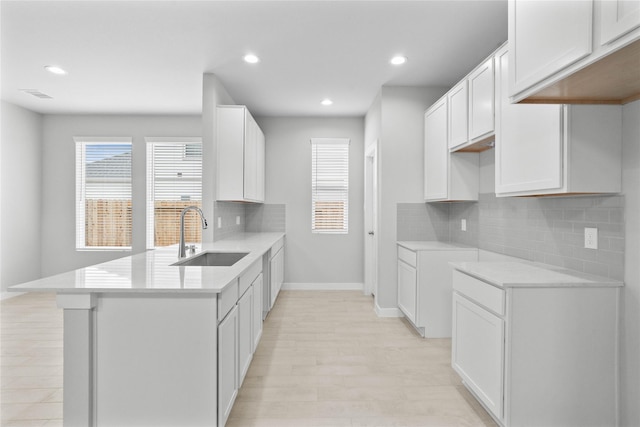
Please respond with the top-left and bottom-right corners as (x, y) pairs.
(214, 202), (286, 241)
(398, 194), (625, 280)
(246, 204), (286, 232)
(397, 203), (449, 241)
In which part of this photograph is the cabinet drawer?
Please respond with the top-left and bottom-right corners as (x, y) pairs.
(452, 270), (504, 316)
(218, 279), (239, 322)
(398, 246), (417, 267)
(239, 260), (262, 297)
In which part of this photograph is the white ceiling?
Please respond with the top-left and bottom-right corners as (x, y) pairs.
(1, 0), (507, 117)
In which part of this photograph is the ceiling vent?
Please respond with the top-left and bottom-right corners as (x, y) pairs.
(20, 89), (52, 99)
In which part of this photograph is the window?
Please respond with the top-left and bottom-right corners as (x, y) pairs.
(75, 137), (132, 250)
(146, 137), (202, 249)
(311, 138), (349, 234)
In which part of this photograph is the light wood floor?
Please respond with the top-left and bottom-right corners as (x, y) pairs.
(1, 290), (496, 427)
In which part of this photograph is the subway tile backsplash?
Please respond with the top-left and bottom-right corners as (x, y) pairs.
(397, 203), (449, 241)
(214, 202), (286, 241)
(246, 204), (286, 232)
(398, 193), (625, 280)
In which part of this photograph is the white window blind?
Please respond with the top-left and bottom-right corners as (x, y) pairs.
(311, 138), (350, 234)
(146, 137), (203, 249)
(75, 137), (132, 250)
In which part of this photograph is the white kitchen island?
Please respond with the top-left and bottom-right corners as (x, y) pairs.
(10, 232), (285, 427)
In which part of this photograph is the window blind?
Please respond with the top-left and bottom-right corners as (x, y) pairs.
(311, 138), (350, 234)
(146, 138), (203, 249)
(75, 138), (133, 250)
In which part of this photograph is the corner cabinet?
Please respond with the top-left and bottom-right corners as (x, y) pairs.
(397, 243), (478, 338)
(509, 0), (640, 104)
(495, 45), (622, 197)
(217, 105), (265, 203)
(424, 99), (479, 202)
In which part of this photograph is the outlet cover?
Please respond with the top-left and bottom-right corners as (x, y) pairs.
(236, 216), (241, 225)
(461, 219), (467, 231)
(217, 217), (222, 229)
(585, 227), (598, 249)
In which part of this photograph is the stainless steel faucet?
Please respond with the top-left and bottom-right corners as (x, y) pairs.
(178, 206), (208, 258)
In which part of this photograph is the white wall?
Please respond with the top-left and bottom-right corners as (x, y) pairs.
(40, 114), (201, 277)
(366, 86), (448, 311)
(1, 101), (43, 295)
(257, 116), (364, 286)
(621, 99), (640, 427)
(202, 73), (236, 243)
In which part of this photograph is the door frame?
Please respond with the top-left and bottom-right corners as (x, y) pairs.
(364, 141), (379, 297)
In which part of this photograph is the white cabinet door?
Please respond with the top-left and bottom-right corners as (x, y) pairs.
(424, 99), (448, 201)
(397, 260), (417, 324)
(269, 247), (284, 309)
(469, 57), (495, 141)
(600, 0), (640, 45)
(495, 46), (565, 195)
(509, 0), (593, 96)
(448, 81), (468, 150)
(452, 293), (504, 421)
(244, 112), (258, 201)
(252, 274), (263, 351)
(256, 128), (265, 202)
(218, 305), (238, 427)
(237, 287), (253, 387)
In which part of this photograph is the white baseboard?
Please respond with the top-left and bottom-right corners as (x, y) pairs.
(374, 302), (403, 317)
(1, 291), (25, 301)
(281, 282), (364, 291)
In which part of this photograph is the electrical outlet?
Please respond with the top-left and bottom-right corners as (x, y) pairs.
(236, 216), (241, 225)
(217, 217), (222, 229)
(461, 219), (467, 231)
(585, 227), (598, 249)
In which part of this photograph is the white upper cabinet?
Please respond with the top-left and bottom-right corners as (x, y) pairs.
(468, 57), (495, 142)
(509, 0), (640, 104)
(600, 0), (640, 45)
(217, 105), (265, 203)
(447, 55), (496, 152)
(424, 98), (479, 202)
(424, 98), (449, 201)
(495, 45), (623, 197)
(448, 81), (469, 150)
(509, 0), (593, 97)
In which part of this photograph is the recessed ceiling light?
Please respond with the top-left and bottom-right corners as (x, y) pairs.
(243, 54), (260, 64)
(44, 65), (67, 75)
(321, 99), (333, 106)
(390, 56), (408, 66)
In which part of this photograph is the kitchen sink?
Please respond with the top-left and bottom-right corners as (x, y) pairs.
(171, 251), (249, 267)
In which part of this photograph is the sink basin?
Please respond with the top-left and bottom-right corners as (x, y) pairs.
(171, 251), (249, 267)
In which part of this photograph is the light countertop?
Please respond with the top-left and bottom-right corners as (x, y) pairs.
(450, 261), (623, 289)
(397, 241), (477, 251)
(10, 232), (284, 294)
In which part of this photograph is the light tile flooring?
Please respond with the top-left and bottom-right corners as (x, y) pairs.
(1, 290), (496, 427)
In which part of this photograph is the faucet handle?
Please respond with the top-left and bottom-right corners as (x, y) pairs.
(188, 244), (197, 255)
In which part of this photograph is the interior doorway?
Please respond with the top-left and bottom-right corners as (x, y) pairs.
(364, 141), (378, 297)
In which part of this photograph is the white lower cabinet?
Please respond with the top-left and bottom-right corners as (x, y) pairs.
(237, 286), (253, 387)
(397, 258), (417, 324)
(269, 243), (284, 309)
(452, 267), (620, 427)
(217, 259), (265, 426)
(252, 273), (263, 351)
(397, 243), (478, 338)
(452, 292), (504, 420)
(217, 305), (238, 427)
